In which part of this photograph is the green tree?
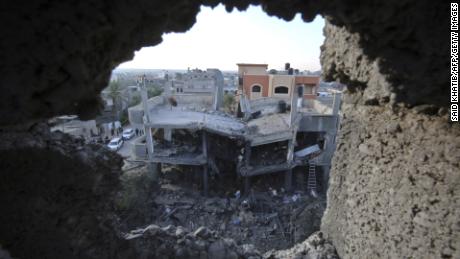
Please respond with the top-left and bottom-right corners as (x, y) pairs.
(107, 80), (131, 120)
(129, 95), (141, 107)
(108, 81), (122, 116)
(120, 110), (129, 125)
(175, 72), (183, 80)
(147, 86), (163, 98)
(223, 93), (236, 113)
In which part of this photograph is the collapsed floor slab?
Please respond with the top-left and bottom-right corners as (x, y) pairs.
(128, 92), (341, 194)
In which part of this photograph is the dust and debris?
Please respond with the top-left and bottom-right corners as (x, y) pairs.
(117, 165), (327, 254)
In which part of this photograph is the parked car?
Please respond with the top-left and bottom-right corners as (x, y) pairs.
(107, 137), (123, 151)
(122, 128), (135, 140)
(317, 91), (330, 97)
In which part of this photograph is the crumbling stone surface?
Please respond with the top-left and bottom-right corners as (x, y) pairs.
(320, 1), (449, 108)
(0, 124), (125, 259)
(265, 232), (338, 259)
(318, 2), (458, 258)
(124, 224), (263, 259)
(322, 104), (460, 258)
(321, 21), (392, 107)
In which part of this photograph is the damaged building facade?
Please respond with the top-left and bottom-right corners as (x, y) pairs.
(129, 64), (341, 195)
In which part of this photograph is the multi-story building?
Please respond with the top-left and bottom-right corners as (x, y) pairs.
(128, 63), (341, 196)
(237, 63), (320, 100)
(174, 68), (224, 96)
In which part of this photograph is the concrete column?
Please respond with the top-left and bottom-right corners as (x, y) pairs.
(244, 177), (250, 194)
(203, 166), (209, 196)
(240, 95), (252, 121)
(164, 80), (172, 96)
(164, 128), (172, 142)
(286, 139), (295, 163)
(202, 131), (209, 196)
(285, 169), (293, 193)
(213, 82), (223, 111)
(290, 86), (299, 127)
(141, 76), (158, 181)
(244, 141), (251, 194)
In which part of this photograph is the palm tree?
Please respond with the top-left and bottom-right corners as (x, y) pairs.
(108, 81), (122, 119)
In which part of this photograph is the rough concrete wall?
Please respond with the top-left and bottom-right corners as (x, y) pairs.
(322, 103), (460, 258)
(0, 0), (203, 125)
(0, 124), (126, 259)
(320, 4), (459, 258)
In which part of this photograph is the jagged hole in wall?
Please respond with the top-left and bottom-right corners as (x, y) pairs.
(111, 4), (336, 254)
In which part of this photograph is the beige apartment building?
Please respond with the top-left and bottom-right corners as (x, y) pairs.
(237, 63), (320, 100)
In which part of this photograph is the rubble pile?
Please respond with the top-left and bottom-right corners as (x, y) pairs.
(118, 166), (327, 253)
(265, 232), (339, 259)
(125, 224), (263, 259)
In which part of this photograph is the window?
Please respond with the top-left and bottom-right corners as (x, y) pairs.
(252, 85), (262, 92)
(304, 85), (313, 94)
(274, 86), (289, 94)
(296, 84), (304, 97)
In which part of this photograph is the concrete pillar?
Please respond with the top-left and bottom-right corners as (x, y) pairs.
(285, 169), (293, 193)
(203, 165), (209, 196)
(244, 141), (251, 194)
(164, 128), (172, 142)
(202, 131), (208, 196)
(213, 81), (223, 111)
(286, 139), (295, 163)
(141, 76), (158, 182)
(244, 177), (250, 194)
(290, 86), (299, 127)
(240, 95), (252, 121)
(164, 80), (172, 95)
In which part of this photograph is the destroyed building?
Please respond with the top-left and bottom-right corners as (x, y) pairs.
(128, 63), (341, 195)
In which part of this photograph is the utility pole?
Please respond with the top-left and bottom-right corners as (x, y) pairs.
(141, 74), (159, 181)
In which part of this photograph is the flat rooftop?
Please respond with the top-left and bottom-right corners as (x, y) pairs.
(133, 94), (340, 144)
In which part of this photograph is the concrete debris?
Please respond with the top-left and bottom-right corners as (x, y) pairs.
(118, 167), (328, 254)
(265, 232), (339, 259)
(125, 224), (263, 259)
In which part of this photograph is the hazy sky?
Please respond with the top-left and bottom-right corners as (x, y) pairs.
(117, 4), (324, 71)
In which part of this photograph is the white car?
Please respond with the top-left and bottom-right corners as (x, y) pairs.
(122, 128), (135, 140)
(107, 137), (124, 151)
(317, 91), (330, 97)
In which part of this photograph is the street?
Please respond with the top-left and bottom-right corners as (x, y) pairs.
(116, 135), (140, 159)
